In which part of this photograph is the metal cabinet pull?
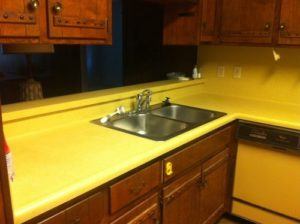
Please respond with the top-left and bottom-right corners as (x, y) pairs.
(280, 24), (286, 31)
(53, 2), (63, 14)
(264, 23), (271, 30)
(29, 0), (39, 11)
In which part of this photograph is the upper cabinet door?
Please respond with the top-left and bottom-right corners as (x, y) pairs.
(278, 0), (300, 45)
(199, 0), (219, 42)
(220, 0), (276, 44)
(163, 3), (199, 45)
(0, 0), (41, 39)
(46, 0), (111, 41)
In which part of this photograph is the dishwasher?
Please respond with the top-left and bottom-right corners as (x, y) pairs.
(232, 121), (300, 224)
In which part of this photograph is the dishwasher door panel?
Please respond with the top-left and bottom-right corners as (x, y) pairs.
(233, 141), (300, 220)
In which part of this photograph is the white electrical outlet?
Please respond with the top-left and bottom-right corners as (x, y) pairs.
(233, 66), (242, 79)
(217, 66), (225, 77)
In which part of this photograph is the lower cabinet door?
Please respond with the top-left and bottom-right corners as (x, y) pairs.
(162, 166), (202, 224)
(200, 149), (230, 224)
(110, 194), (160, 224)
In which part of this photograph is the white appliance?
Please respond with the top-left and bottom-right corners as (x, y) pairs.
(232, 121), (300, 224)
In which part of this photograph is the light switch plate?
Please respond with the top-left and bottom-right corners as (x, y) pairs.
(233, 66), (242, 79)
(217, 66), (225, 77)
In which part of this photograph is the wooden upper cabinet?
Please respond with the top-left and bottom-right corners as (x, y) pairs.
(220, 0), (276, 44)
(199, 0), (219, 42)
(0, 0), (112, 44)
(163, 3), (199, 45)
(46, 0), (111, 42)
(0, 0), (41, 40)
(278, 0), (300, 45)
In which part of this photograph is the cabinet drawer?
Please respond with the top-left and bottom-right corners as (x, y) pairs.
(65, 198), (90, 224)
(111, 193), (160, 224)
(39, 211), (66, 224)
(163, 126), (233, 182)
(110, 162), (161, 214)
(39, 190), (109, 224)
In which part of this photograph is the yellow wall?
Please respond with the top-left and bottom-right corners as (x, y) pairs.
(198, 46), (300, 106)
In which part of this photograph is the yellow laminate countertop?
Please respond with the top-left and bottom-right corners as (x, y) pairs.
(6, 92), (300, 224)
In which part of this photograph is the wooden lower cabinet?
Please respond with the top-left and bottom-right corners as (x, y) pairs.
(110, 162), (161, 214)
(162, 148), (231, 224)
(39, 191), (109, 224)
(162, 166), (202, 224)
(200, 149), (230, 224)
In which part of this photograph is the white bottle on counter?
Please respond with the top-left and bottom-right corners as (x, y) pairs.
(193, 66), (198, 79)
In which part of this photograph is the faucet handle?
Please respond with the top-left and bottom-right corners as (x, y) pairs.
(163, 97), (171, 106)
(142, 89), (152, 95)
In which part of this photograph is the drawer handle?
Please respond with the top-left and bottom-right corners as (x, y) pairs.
(165, 162), (174, 176)
(129, 181), (146, 195)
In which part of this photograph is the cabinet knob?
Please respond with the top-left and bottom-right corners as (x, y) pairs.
(264, 23), (271, 30)
(280, 24), (286, 31)
(53, 2), (63, 14)
(165, 162), (174, 176)
(29, 0), (39, 11)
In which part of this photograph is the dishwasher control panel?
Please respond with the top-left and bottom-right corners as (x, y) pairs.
(238, 121), (300, 152)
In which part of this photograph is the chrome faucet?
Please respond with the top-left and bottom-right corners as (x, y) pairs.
(134, 89), (152, 113)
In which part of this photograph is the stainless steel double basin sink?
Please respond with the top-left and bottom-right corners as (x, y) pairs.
(96, 104), (226, 141)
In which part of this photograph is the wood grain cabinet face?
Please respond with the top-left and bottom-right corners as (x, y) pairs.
(0, 0), (41, 38)
(278, 0), (300, 45)
(199, 0), (219, 42)
(39, 211), (66, 224)
(46, 0), (110, 40)
(220, 0), (276, 44)
(200, 149), (230, 224)
(110, 194), (160, 224)
(110, 162), (161, 214)
(163, 3), (199, 45)
(39, 191), (109, 224)
(162, 166), (202, 224)
(162, 148), (231, 224)
(163, 126), (232, 182)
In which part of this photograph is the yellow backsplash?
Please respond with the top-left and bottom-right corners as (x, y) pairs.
(198, 45), (300, 106)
